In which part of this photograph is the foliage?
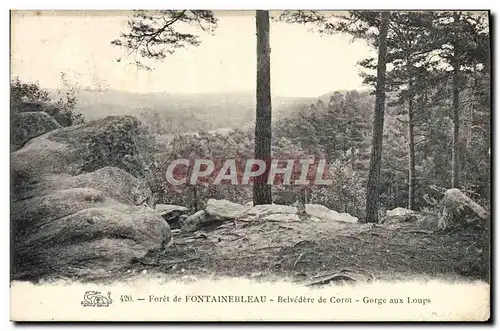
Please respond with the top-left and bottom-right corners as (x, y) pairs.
(53, 72), (85, 126)
(111, 10), (490, 218)
(10, 77), (51, 107)
(111, 10), (218, 70)
(279, 10), (490, 213)
(10, 74), (85, 127)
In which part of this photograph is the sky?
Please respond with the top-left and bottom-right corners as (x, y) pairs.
(10, 10), (374, 98)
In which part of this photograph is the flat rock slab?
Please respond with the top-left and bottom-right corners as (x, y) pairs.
(155, 204), (189, 216)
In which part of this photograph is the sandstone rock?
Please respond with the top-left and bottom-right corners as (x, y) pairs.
(10, 116), (169, 281)
(205, 199), (250, 220)
(305, 204), (358, 223)
(14, 101), (72, 127)
(200, 200), (355, 225)
(155, 204), (189, 216)
(14, 101), (49, 113)
(244, 204), (305, 223)
(438, 188), (489, 229)
(12, 116), (152, 180)
(247, 204), (297, 217)
(183, 210), (212, 232)
(12, 167), (152, 206)
(263, 213), (302, 222)
(155, 204), (189, 229)
(184, 200), (358, 231)
(180, 200), (250, 233)
(386, 207), (416, 218)
(13, 201), (169, 280)
(11, 111), (61, 151)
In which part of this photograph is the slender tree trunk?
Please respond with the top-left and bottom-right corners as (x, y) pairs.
(396, 182), (399, 207)
(350, 146), (355, 170)
(464, 67), (476, 189)
(298, 187), (307, 215)
(253, 10), (272, 205)
(451, 11), (460, 188)
(365, 11), (390, 223)
(407, 68), (416, 210)
(192, 186), (198, 212)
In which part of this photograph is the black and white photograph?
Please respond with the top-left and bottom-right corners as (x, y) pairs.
(9, 9), (491, 322)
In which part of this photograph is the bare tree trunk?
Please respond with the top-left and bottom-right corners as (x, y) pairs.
(396, 182), (399, 206)
(350, 146), (355, 170)
(192, 185), (198, 212)
(253, 10), (273, 205)
(451, 11), (460, 188)
(297, 187), (307, 215)
(365, 11), (390, 223)
(408, 71), (416, 210)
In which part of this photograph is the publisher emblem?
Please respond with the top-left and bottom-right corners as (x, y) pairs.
(81, 291), (113, 307)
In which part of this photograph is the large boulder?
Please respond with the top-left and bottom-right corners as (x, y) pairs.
(438, 188), (489, 229)
(14, 101), (72, 127)
(12, 190), (169, 280)
(14, 101), (50, 113)
(10, 116), (169, 281)
(12, 115), (152, 181)
(12, 167), (152, 206)
(11, 111), (61, 151)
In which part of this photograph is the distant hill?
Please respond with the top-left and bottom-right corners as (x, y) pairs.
(70, 89), (317, 133)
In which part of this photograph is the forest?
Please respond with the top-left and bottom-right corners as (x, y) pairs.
(110, 11), (491, 223)
(10, 10), (491, 287)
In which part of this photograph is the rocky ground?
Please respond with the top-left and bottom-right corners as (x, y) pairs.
(125, 200), (490, 286)
(11, 109), (170, 282)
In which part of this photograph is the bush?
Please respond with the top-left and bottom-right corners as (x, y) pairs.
(10, 74), (85, 127)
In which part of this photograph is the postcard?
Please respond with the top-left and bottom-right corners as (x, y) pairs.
(10, 9), (491, 322)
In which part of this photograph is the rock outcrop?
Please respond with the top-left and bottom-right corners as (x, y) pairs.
(11, 116), (170, 281)
(305, 204), (359, 223)
(12, 115), (152, 180)
(438, 188), (489, 229)
(181, 199), (358, 232)
(11, 111), (61, 151)
(14, 101), (51, 113)
(14, 101), (72, 127)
